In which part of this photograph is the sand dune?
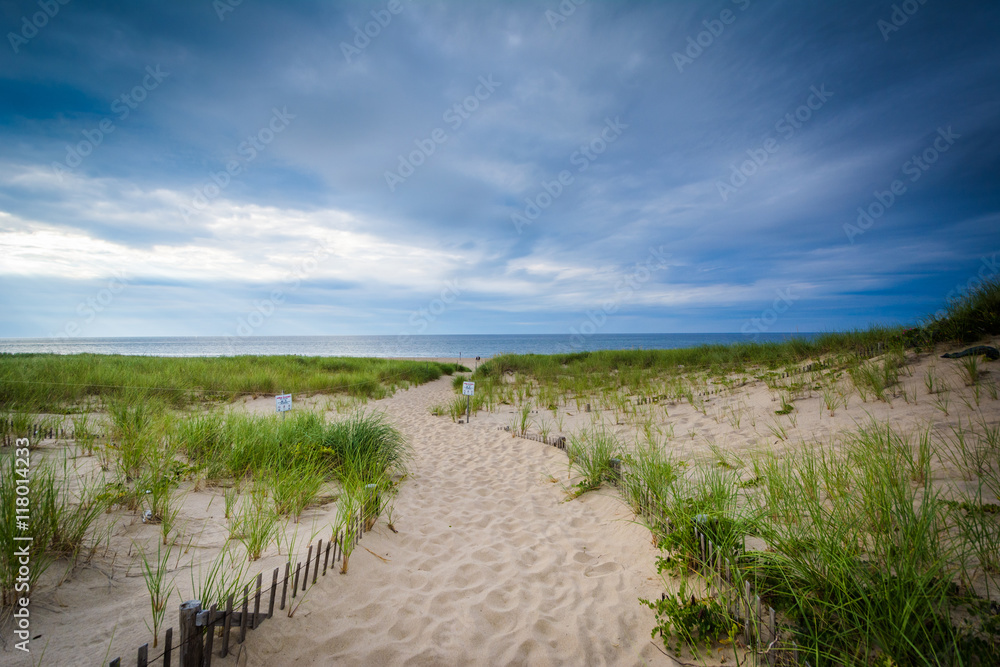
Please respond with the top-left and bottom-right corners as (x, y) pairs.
(239, 376), (673, 666)
(6, 345), (998, 666)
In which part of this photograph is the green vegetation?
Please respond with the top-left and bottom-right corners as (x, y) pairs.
(918, 276), (1000, 345)
(137, 542), (175, 648)
(1, 392), (410, 611)
(623, 418), (1000, 665)
(0, 354), (462, 413)
(188, 543), (250, 612)
(566, 425), (621, 495)
(641, 576), (732, 659)
(467, 277), (1000, 405)
(0, 452), (104, 606)
(532, 276), (1000, 664)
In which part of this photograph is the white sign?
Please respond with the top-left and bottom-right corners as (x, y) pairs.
(276, 394), (292, 412)
(462, 381), (475, 396)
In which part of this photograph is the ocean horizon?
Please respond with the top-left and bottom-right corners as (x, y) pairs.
(0, 333), (821, 359)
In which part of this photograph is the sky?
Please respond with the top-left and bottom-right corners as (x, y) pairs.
(0, 0), (998, 340)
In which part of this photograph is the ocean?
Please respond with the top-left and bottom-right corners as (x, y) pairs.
(0, 333), (819, 358)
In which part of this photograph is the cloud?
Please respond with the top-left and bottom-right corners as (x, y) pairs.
(0, 0), (998, 338)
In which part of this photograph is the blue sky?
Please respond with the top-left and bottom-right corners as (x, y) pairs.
(1, 0), (998, 339)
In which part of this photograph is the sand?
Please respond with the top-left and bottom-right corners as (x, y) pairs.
(2, 345), (998, 666)
(234, 376), (671, 667)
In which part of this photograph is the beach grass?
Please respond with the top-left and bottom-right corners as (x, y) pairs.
(0, 354), (462, 413)
(566, 424), (621, 495)
(620, 417), (1000, 664)
(0, 451), (105, 606)
(472, 277), (1000, 398)
(503, 277), (1000, 664)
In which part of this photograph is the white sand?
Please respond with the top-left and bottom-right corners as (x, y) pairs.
(3, 344), (997, 666)
(237, 376), (672, 666)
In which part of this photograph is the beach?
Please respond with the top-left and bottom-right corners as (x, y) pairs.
(1, 343), (998, 666)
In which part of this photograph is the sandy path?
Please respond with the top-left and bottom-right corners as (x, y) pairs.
(240, 376), (674, 666)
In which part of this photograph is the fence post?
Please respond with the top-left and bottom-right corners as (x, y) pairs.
(179, 600), (202, 667)
(163, 627), (173, 667)
(268, 567), (279, 617)
(609, 458), (621, 485)
(239, 584), (250, 643)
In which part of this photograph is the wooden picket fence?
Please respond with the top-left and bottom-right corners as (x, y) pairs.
(108, 491), (380, 667)
(1, 422), (65, 445)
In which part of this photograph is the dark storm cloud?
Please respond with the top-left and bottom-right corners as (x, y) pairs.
(1, 0), (998, 337)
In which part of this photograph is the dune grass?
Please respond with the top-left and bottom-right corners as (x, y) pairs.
(618, 418), (1000, 664)
(566, 425), (622, 495)
(0, 451), (105, 607)
(471, 277), (1000, 405)
(526, 279), (1000, 664)
(0, 354), (461, 413)
(0, 379), (411, 611)
(920, 276), (1000, 345)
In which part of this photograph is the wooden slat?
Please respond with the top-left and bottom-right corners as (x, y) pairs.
(304, 545), (313, 591)
(268, 567), (278, 617)
(313, 539), (322, 584)
(292, 562), (301, 598)
(179, 600), (202, 667)
(203, 604), (217, 667)
(239, 583), (250, 643)
(221, 594), (234, 658)
(209, 610), (267, 626)
(280, 562), (290, 610)
(323, 540), (331, 576)
(252, 572), (262, 630)
(163, 627), (172, 667)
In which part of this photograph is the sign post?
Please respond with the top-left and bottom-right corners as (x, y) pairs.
(276, 393), (292, 419)
(462, 381), (475, 422)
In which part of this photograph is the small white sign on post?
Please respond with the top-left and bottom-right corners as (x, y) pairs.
(276, 393), (292, 413)
(461, 381), (475, 422)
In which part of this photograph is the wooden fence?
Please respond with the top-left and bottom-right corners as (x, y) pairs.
(1, 422), (64, 445)
(108, 492), (379, 667)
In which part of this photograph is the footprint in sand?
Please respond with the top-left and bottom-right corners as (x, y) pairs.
(583, 561), (622, 577)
